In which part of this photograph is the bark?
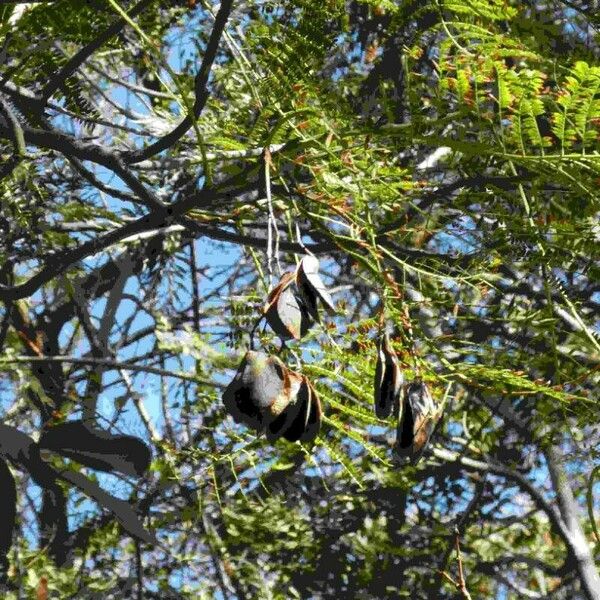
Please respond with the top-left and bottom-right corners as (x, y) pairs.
(545, 444), (600, 600)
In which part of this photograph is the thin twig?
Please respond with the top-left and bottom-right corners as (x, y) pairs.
(0, 355), (225, 388)
(438, 528), (472, 600)
(119, 367), (162, 443)
(41, 0), (153, 101)
(454, 527), (472, 600)
(265, 148), (274, 288)
(122, 0), (234, 163)
(190, 241), (201, 332)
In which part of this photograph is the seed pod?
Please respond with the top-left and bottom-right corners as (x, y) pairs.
(264, 272), (313, 340)
(223, 351), (298, 432)
(395, 380), (436, 464)
(265, 371), (305, 442)
(281, 381), (311, 442)
(276, 376), (322, 443)
(296, 255), (336, 315)
(373, 333), (403, 419)
(299, 378), (322, 443)
(39, 421), (151, 477)
(224, 356), (323, 444)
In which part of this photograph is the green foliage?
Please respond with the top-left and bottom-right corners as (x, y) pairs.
(1, 0), (600, 598)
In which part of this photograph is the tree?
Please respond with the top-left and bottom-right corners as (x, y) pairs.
(0, 0), (599, 598)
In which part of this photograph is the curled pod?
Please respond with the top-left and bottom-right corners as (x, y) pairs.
(394, 380), (437, 464)
(39, 421), (151, 477)
(373, 333), (403, 419)
(299, 378), (322, 443)
(264, 272), (314, 340)
(266, 372), (308, 443)
(223, 351), (298, 433)
(296, 255), (336, 316)
(276, 375), (322, 443)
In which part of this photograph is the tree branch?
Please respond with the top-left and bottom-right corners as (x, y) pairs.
(121, 0), (234, 163)
(41, 0), (153, 102)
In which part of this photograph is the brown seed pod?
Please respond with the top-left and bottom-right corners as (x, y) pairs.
(224, 355), (323, 444)
(296, 255), (336, 315)
(223, 350), (310, 435)
(394, 380), (437, 464)
(223, 351), (295, 432)
(373, 333), (403, 419)
(299, 378), (322, 443)
(264, 272), (314, 340)
(282, 381), (311, 442)
(265, 371), (305, 442)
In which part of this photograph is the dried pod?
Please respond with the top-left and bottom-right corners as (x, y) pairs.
(0, 458), (16, 581)
(224, 356), (323, 444)
(299, 378), (322, 443)
(223, 351), (297, 432)
(296, 255), (336, 315)
(264, 272), (313, 340)
(395, 380), (437, 464)
(39, 421), (151, 477)
(267, 374), (309, 442)
(59, 469), (156, 545)
(277, 376), (322, 443)
(373, 333), (403, 419)
(266, 371), (306, 442)
(0, 424), (155, 546)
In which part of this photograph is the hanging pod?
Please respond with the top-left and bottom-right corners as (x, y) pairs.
(39, 420), (152, 477)
(263, 256), (336, 341)
(0, 423), (155, 547)
(269, 376), (322, 443)
(373, 332), (403, 419)
(223, 352), (322, 443)
(394, 380), (437, 464)
(223, 351), (298, 432)
(263, 271), (314, 340)
(296, 255), (336, 318)
(266, 372), (307, 442)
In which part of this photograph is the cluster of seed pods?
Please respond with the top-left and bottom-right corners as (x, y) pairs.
(223, 352), (322, 442)
(374, 332), (437, 464)
(223, 255), (438, 460)
(222, 256), (333, 443)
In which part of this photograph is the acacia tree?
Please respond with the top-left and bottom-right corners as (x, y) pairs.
(0, 0), (599, 598)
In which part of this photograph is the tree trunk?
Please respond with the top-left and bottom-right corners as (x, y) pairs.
(546, 444), (600, 600)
